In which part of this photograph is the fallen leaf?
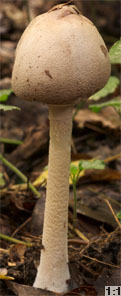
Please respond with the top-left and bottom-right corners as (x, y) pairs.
(83, 168), (121, 182)
(9, 244), (26, 263)
(94, 266), (121, 295)
(7, 281), (62, 296)
(33, 161), (85, 187)
(0, 274), (14, 280)
(64, 286), (97, 296)
(75, 107), (121, 129)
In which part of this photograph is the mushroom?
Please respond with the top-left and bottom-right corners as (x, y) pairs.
(12, 4), (111, 293)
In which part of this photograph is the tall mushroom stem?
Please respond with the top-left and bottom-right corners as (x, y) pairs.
(34, 105), (73, 293)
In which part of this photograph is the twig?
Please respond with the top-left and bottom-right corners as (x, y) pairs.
(89, 187), (121, 207)
(48, 0), (73, 12)
(83, 254), (120, 268)
(68, 223), (89, 242)
(104, 152), (121, 163)
(68, 238), (87, 245)
(104, 226), (120, 244)
(0, 154), (41, 198)
(0, 233), (33, 247)
(85, 122), (106, 134)
(100, 193), (121, 207)
(79, 235), (101, 256)
(104, 198), (121, 229)
(79, 242), (91, 256)
(0, 138), (23, 145)
(80, 262), (98, 276)
(12, 217), (32, 237)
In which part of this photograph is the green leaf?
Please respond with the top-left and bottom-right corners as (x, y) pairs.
(79, 159), (105, 171)
(117, 211), (121, 221)
(70, 165), (78, 177)
(0, 104), (20, 111)
(109, 39), (121, 64)
(89, 76), (120, 101)
(0, 173), (6, 187)
(89, 97), (121, 113)
(0, 89), (12, 102)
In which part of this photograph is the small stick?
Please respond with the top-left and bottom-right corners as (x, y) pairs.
(104, 152), (121, 163)
(12, 217), (32, 237)
(104, 198), (121, 229)
(83, 254), (120, 268)
(104, 226), (120, 243)
(48, 0), (73, 12)
(0, 137), (23, 145)
(0, 233), (33, 247)
(68, 238), (87, 245)
(68, 223), (89, 242)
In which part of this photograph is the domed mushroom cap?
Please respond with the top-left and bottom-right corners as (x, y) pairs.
(12, 5), (111, 105)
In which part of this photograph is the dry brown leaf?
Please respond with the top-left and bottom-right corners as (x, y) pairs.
(80, 168), (121, 183)
(7, 281), (62, 296)
(69, 184), (120, 227)
(9, 244), (26, 263)
(94, 266), (121, 295)
(75, 107), (121, 129)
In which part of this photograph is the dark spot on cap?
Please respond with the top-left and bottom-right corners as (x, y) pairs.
(34, 88), (37, 91)
(38, 56), (40, 58)
(64, 222), (66, 228)
(27, 79), (29, 82)
(45, 70), (53, 79)
(29, 66), (32, 68)
(15, 76), (18, 80)
(100, 45), (107, 57)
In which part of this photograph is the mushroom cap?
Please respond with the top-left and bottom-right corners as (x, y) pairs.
(12, 5), (111, 105)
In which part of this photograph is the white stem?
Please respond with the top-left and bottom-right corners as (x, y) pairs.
(34, 105), (73, 293)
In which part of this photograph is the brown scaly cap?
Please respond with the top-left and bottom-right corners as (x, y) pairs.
(12, 5), (111, 105)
